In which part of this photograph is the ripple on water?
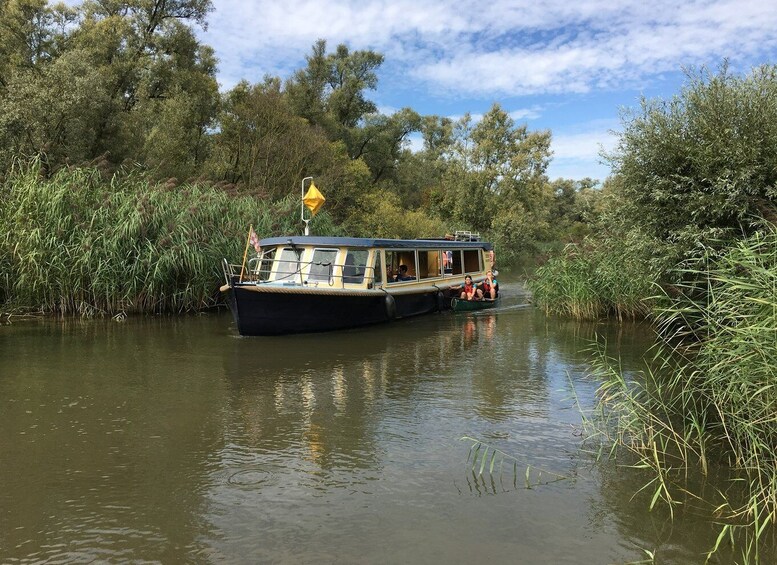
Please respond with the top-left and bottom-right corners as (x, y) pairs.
(226, 467), (278, 488)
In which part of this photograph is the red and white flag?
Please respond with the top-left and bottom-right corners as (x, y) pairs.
(249, 227), (261, 253)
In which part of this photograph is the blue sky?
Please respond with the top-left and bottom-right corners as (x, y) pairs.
(196, 0), (777, 182)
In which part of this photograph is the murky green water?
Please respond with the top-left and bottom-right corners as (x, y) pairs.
(0, 282), (738, 563)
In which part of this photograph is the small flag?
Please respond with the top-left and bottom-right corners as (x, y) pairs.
(249, 227), (261, 253)
(303, 182), (326, 216)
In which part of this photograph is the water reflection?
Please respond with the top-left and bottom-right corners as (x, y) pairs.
(2, 284), (746, 564)
(0, 316), (229, 563)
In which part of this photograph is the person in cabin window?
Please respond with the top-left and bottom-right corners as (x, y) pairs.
(443, 250), (453, 273)
(459, 275), (481, 301)
(480, 270), (498, 299)
(395, 264), (414, 281)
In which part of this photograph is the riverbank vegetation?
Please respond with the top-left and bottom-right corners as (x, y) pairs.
(0, 162), (338, 315)
(588, 229), (776, 561)
(530, 64), (777, 320)
(529, 65), (777, 561)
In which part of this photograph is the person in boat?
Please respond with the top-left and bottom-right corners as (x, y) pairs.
(459, 275), (482, 301)
(480, 270), (498, 299)
(394, 264), (414, 281)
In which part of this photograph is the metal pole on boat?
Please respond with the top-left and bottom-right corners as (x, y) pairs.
(301, 176), (312, 235)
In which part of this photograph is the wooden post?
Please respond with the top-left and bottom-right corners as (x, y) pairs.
(239, 225), (253, 283)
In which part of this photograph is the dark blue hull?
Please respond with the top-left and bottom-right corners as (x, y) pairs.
(226, 282), (446, 336)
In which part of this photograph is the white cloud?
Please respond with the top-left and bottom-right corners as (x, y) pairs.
(201, 0), (777, 94)
(547, 122), (620, 180)
(60, 0), (777, 96)
(509, 107), (543, 121)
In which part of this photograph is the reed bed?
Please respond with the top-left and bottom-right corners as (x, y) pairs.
(587, 226), (777, 562)
(528, 239), (655, 320)
(0, 162), (335, 315)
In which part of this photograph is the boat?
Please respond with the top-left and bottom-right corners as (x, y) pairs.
(220, 233), (495, 336)
(450, 297), (499, 312)
(220, 178), (496, 336)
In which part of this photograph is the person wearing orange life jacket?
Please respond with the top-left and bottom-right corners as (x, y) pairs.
(459, 275), (482, 301)
(480, 270), (498, 299)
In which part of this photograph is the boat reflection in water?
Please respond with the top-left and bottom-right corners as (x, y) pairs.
(220, 308), (514, 472)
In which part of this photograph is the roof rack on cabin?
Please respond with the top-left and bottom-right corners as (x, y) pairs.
(453, 230), (480, 242)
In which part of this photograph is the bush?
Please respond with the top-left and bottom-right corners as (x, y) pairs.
(608, 63), (777, 267)
(344, 190), (449, 239)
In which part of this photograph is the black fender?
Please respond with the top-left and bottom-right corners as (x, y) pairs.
(384, 293), (397, 319)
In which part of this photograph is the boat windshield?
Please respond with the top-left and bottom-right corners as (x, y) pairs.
(275, 247), (301, 282)
(308, 248), (338, 282)
(343, 249), (368, 284)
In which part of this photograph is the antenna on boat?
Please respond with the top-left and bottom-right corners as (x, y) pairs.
(301, 177), (326, 235)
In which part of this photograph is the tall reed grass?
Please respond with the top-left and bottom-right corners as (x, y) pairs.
(528, 237), (655, 320)
(0, 161), (336, 315)
(587, 226), (777, 562)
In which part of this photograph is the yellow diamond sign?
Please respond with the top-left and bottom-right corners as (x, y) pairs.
(303, 182), (326, 216)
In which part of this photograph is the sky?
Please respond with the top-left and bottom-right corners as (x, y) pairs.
(194, 0), (777, 182)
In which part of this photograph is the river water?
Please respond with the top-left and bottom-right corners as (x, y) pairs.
(0, 282), (742, 563)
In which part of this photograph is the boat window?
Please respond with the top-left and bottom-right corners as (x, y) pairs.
(463, 249), (482, 273)
(308, 248), (339, 282)
(418, 250), (441, 279)
(275, 247), (302, 281)
(385, 250), (417, 282)
(445, 250), (463, 275)
(253, 248), (275, 281)
(343, 249), (368, 284)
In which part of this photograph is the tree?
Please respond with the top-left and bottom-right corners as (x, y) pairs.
(607, 63), (777, 265)
(0, 0), (219, 177)
(205, 79), (331, 197)
(432, 104), (554, 254)
(0, 0), (70, 86)
(206, 78), (372, 223)
(387, 116), (454, 210)
(285, 39), (384, 138)
(547, 177), (602, 241)
(0, 49), (110, 174)
(348, 107), (421, 185)
(72, 0), (218, 172)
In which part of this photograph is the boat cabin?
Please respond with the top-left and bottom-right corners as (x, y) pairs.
(240, 236), (491, 289)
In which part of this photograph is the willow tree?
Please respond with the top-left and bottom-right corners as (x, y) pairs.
(205, 79), (335, 197)
(432, 104), (553, 256)
(607, 63), (777, 268)
(284, 40), (422, 189)
(0, 0), (219, 178)
(206, 78), (372, 223)
(0, 0), (77, 173)
(348, 107), (421, 185)
(285, 39), (384, 139)
(74, 0), (218, 178)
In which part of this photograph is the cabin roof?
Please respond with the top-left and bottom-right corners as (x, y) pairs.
(258, 236), (493, 250)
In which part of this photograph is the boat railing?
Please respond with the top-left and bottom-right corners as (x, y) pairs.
(454, 230), (481, 242)
(222, 257), (376, 289)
